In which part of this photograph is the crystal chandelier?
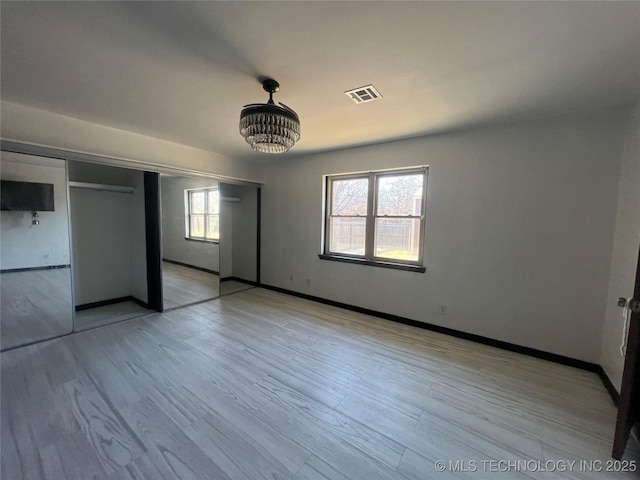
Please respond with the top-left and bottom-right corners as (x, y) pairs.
(239, 79), (300, 154)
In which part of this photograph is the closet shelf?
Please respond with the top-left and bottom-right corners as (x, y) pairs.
(69, 181), (135, 194)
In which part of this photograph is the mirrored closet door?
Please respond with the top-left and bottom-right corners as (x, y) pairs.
(160, 175), (220, 309)
(219, 182), (259, 296)
(0, 152), (74, 350)
(1, 149), (261, 348)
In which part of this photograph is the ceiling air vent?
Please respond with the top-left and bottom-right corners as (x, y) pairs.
(344, 84), (382, 104)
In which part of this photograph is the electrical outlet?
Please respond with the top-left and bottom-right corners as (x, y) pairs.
(306, 278), (311, 287)
(437, 304), (447, 316)
(289, 275), (294, 281)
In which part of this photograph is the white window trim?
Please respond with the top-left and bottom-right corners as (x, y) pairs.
(321, 166), (428, 272)
(185, 187), (220, 243)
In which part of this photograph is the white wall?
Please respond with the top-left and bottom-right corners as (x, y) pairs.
(217, 183), (259, 281)
(1, 101), (264, 183)
(69, 164), (147, 305)
(161, 175), (219, 272)
(68, 160), (138, 185)
(0, 152), (70, 269)
(600, 106), (640, 391)
(261, 106), (630, 363)
(70, 189), (132, 303)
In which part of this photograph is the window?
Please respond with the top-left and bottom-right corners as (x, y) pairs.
(186, 187), (219, 242)
(322, 167), (427, 272)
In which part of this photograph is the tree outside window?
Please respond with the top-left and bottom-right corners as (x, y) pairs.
(186, 187), (219, 241)
(324, 167), (427, 268)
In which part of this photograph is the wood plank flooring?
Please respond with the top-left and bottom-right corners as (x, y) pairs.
(75, 262), (252, 334)
(74, 301), (154, 331)
(162, 261), (219, 310)
(1, 268), (74, 350)
(1, 288), (638, 479)
(220, 279), (255, 296)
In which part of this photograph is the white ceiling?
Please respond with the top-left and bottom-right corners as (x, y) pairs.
(2, 1), (639, 160)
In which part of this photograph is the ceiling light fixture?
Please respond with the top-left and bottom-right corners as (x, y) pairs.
(239, 79), (301, 154)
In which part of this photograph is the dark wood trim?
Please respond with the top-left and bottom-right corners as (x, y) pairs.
(256, 187), (261, 285)
(75, 295), (150, 312)
(76, 296), (131, 311)
(144, 172), (163, 311)
(261, 284), (600, 373)
(221, 276), (259, 286)
(162, 258), (219, 276)
(1, 264), (70, 274)
(596, 366), (620, 406)
(318, 254), (426, 273)
(613, 244), (640, 459)
(613, 314), (640, 458)
(129, 296), (151, 310)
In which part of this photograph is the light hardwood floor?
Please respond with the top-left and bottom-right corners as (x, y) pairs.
(74, 301), (154, 331)
(221, 279), (255, 296)
(1, 268), (74, 350)
(1, 288), (637, 479)
(162, 261), (219, 310)
(74, 263), (250, 333)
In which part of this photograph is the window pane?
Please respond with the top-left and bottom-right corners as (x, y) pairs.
(377, 174), (423, 216)
(191, 191), (205, 214)
(331, 178), (368, 216)
(329, 217), (366, 255)
(207, 214), (219, 240)
(190, 214), (205, 238)
(374, 218), (421, 261)
(208, 190), (219, 214)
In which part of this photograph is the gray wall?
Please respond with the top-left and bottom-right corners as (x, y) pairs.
(69, 163), (148, 305)
(161, 175), (220, 272)
(260, 106), (630, 363)
(229, 184), (258, 282)
(600, 106), (640, 391)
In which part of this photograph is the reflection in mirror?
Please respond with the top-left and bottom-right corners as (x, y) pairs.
(68, 161), (154, 331)
(1, 152), (74, 350)
(160, 175), (220, 309)
(219, 183), (259, 296)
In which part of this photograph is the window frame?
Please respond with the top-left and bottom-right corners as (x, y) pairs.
(185, 187), (220, 243)
(321, 166), (428, 272)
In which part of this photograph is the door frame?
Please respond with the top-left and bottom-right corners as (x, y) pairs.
(612, 244), (640, 459)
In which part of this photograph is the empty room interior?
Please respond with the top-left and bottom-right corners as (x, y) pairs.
(1, 1), (640, 479)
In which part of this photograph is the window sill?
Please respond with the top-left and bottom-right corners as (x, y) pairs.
(185, 237), (219, 245)
(318, 254), (426, 273)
